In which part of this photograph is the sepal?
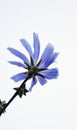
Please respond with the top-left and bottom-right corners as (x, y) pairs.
(0, 99), (6, 114)
(13, 84), (29, 98)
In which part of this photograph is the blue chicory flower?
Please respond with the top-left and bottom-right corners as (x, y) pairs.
(7, 33), (59, 91)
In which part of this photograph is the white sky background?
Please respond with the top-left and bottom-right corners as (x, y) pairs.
(0, 0), (77, 129)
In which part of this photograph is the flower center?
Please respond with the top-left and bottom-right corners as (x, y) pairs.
(24, 57), (47, 79)
(28, 66), (38, 77)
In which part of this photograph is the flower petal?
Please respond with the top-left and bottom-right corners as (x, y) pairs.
(20, 39), (33, 56)
(40, 43), (54, 67)
(11, 73), (26, 82)
(37, 76), (47, 85)
(8, 61), (26, 68)
(7, 47), (29, 64)
(44, 52), (59, 67)
(29, 77), (37, 91)
(33, 33), (40, 64)
(41, 68), (58, 79)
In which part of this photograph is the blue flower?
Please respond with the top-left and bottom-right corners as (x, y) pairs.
(7, 33), (59, 91)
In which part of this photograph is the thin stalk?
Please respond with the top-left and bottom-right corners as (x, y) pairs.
(0, 76), (29, 116)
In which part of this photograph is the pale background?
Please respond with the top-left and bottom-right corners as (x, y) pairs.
(0, 0), (77, 130)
